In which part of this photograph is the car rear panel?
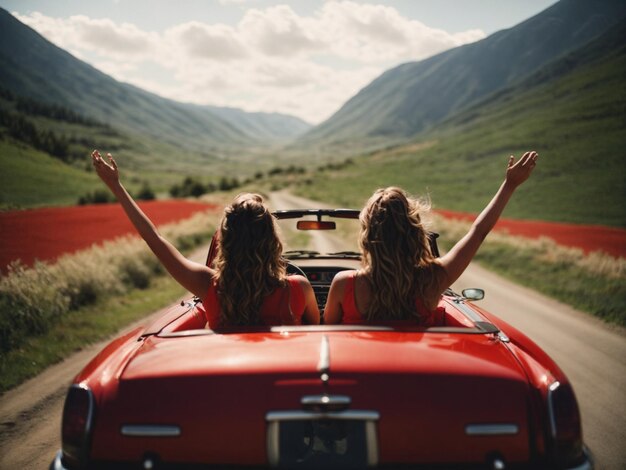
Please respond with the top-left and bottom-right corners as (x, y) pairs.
(325, 332), (531, 465)
(88, 330), (532, 466)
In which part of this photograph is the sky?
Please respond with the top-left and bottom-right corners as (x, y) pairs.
(2, 0), (558, 124)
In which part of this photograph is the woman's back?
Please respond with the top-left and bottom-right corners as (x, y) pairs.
(326, 269), (444, 326)
(324, 152), (538, 325)
(88, 152), (320, 328)
(203, 275), (308, 328)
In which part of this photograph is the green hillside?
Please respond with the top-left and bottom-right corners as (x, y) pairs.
(0, 8), (310, 159)
(0, 140), (99, 207)
(0, 90), (308, 208)
(294, 19), (626, 228)
(295, 0), (626, 153)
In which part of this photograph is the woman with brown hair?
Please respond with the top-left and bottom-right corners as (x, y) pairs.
(91, 150), (319, 328)
(324, 151), (538, 325)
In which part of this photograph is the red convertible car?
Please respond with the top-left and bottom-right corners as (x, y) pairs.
(52, 210), (592, 469)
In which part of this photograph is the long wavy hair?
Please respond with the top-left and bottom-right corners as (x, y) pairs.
(359, 187), (442, 321)
(213, 193), (287, 326)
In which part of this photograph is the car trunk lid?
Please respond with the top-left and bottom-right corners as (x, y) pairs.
(90, 330), (532, 466)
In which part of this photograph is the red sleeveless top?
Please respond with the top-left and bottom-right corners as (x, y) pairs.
(203, 277), (305, 328)
(341, 271), (445, 326)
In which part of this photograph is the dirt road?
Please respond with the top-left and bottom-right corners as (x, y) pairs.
(1, 193), (624, 468)
(453, 264), (626, 469)
(271, 191), (626, 469)
(0, 244), (210, 469)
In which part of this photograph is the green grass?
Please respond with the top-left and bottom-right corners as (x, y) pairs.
(0, 275), (186, 392)
(473, 245), (625, 327)
(0, 208), (217, 392)
(293, 46), (626, 228)
(0, 140), (99, 208)
(434, 218), (626, 329)
(0, 125), (301, 209)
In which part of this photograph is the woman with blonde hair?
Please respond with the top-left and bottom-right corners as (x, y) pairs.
(324, 151), (538, 325)
(91, 150), (319, 328)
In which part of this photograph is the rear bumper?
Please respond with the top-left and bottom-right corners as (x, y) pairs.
(569, 446), (594, 470)
(50, 447), (594, 469)
(50, 451), (67, 470)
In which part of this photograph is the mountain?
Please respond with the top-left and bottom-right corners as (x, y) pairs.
(0, 8), (310, 155)
(200, 105), (311, 143)
(294, 16), (626, 227)
(297, 0), (626, 151)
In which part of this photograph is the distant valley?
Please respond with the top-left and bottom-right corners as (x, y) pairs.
(0, 0), (624, 228)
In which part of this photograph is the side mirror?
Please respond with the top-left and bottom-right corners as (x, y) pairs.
(462, 288), (484, 301)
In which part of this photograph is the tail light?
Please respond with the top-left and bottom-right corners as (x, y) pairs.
(547, 381), (584, 467)
(61, 384), (94, 469)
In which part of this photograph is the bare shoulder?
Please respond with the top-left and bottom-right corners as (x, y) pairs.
(332, 269), (356, 284)
(326, 270), (356, 301)
(288, 274), (313, 290)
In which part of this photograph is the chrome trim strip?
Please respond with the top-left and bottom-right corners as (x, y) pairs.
(158, 329), (215, 337)
(497, 331), (510, 343)
(301, 394), (351, 407)
(465, 424), (519, 435)
(317, 335), (330, 374)
(365, 420), (379, 467)
(158, 324), (500, 337)
(474, 321), (500, 334)
(272, 325), (394, 333)
(120, 425), (181, 437)
(547, 380), (561, 439)
(451, 298), (484, 322)
(266, 421), (280, 467)
(266, 410), (380, 422)
(451, 299), (503, 335)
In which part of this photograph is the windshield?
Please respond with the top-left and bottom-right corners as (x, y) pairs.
(276, 214), (361, 258)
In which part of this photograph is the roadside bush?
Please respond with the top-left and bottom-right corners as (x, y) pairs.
(136, 183), (156, 200)
(77, 190), (114, 205)
(434, 216), (626, 326)
(0, 210), (218, 354)
(0, 261), (70, 351)
(115, 242), (161, 289)
(169, 177), (217, 198)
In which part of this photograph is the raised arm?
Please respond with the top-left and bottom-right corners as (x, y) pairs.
(438, 151), (538, 290)
(91, 150), (213, 299)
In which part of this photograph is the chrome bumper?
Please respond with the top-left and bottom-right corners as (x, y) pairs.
(50, 451), (69, 470)
(567, 446), (594, 470)
(50, 446), (594, 469)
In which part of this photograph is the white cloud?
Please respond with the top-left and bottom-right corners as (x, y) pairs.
(73, 16), (157, 57)
(12, 3), (485, 123)
(165, 22), (248, 61)
(316, 1), (485, 63)
(239, 5), (324, 57)
(14, 12), (158, 60)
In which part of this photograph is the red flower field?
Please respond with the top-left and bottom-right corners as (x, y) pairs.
(436, 210), (626, 259)
(0, 201), (218, 273)
(1, 202), (624, 275)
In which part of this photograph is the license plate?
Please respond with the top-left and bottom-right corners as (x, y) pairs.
(266, 411), (379, 469)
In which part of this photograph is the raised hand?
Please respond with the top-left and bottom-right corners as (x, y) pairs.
(438, 150), (539, 289)
(91, 150), (121, 191)
(505, 151), (538, 188)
